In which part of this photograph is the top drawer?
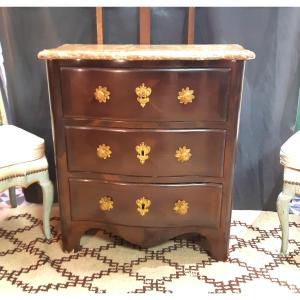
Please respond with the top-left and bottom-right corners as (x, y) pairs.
(60, 67), (231, 122)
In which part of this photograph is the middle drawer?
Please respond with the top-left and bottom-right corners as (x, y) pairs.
(65, 127), (226, 177)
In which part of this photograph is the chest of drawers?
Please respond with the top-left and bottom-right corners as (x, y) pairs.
(38, 44), (255, 261)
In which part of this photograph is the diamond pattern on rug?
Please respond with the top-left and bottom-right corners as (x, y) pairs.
(0, 204), (299, 294)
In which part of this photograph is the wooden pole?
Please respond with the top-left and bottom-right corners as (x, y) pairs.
(139, 7), (151, 44)
(187, 7), (195, 44)
(96, 7), (103, 44)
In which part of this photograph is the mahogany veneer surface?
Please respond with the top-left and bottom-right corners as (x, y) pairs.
(66, 127), (226, 177)
(60, 67), (231, 122)
(70, 179), (222, 228)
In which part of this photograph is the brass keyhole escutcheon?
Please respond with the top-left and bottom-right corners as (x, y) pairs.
(135, 83), (152, 108)
(136, 197), (151, 216)
(136, 142), (151, 165)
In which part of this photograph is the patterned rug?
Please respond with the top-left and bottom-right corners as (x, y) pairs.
(0, 202), (300, 295)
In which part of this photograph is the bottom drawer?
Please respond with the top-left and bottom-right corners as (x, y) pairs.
(69, 179), (222, 228)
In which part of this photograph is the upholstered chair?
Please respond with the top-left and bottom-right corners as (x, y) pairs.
(277, 130), (300, 255)
(0, 106), (53, 239)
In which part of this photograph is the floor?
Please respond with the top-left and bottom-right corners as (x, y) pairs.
(0, 188), (24, 207)
(0, 200), (299, 295)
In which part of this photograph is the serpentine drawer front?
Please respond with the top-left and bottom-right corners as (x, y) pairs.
(38, 44), (255, 261)
(60, 67), (231, 122)
(65, 127), (226, 177)
(70, 179), (222, 228)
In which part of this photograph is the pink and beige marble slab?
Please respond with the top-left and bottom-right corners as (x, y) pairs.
(38, 44), (255, 61)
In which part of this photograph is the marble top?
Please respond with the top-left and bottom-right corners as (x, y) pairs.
(38, 44), (255, 61)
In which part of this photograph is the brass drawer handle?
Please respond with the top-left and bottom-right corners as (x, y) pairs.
(99, 196), (114, 211)
(135, 83), (152, 108)
(94, 86), (110, 103)
(175, 146), (192, 162)
(97, 144), (112, 159)
(136, 196), (151, 216)
(177, 87), (195, 104)
(136, 142), (151, 165)
(174, 200), (189, 215)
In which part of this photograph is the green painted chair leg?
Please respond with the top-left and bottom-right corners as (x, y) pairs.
(8, 187), (17, 208)
(276, 186), (295, 256)
(39, 171), (54, 240)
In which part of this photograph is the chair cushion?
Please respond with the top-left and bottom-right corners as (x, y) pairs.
(283, 166), (300, 183)
(0, 156), (48, 182)
(280, 130), (300, 169)
(0, 125), (45, 168)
